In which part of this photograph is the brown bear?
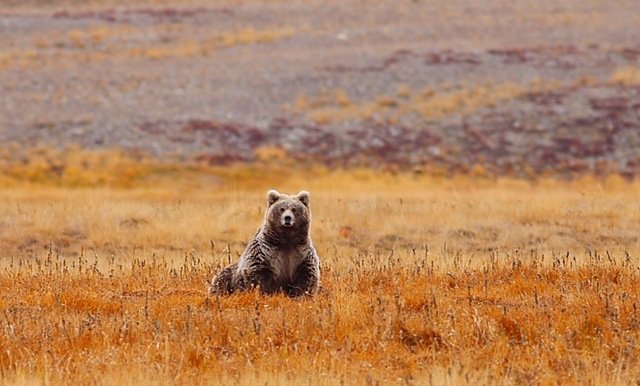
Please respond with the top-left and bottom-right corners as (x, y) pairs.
(209, 190), (320, 297)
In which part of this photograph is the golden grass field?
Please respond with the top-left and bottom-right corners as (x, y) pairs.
(2, 0), (640, 383)
(1, 151), (640, 385)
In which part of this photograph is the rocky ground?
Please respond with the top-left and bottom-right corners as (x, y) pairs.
(1, 0), (640, 178)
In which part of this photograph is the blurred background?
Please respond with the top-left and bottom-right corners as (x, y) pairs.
(1, 0), (640, 184)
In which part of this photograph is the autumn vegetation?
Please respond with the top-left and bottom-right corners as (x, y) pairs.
(2, 0), (640, 383)
(1, 149), (639, 385)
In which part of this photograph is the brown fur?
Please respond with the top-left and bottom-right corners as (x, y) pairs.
(209, 190), (320, 297)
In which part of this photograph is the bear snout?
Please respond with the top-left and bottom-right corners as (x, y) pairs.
(281, 210), (295, 227)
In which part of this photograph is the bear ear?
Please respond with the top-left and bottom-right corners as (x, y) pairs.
(297, 191), (310, 207)
(267, 190), (281, 207)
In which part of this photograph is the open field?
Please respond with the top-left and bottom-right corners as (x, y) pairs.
(2, 0), (640, 384)
(1, 164), (640, 385)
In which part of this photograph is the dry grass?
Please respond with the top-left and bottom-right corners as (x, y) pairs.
(611, 67), (640, 86)
(4, 253), (639, 385)
(288, 80), (561, 124)
(0, 24), (295, 70)
(1, 150), (640, 385)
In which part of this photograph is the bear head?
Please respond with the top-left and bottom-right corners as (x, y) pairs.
(263, 190), (311, 245)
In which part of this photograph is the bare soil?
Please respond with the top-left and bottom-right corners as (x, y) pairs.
(1, 0), (640, 178)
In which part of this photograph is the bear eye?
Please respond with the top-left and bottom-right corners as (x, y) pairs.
(291, 208), (296, 213)
(280, 207), (285, 213)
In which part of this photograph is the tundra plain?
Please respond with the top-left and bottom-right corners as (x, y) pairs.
(2, 0), (640, 384)
(1, 162), (640, 385)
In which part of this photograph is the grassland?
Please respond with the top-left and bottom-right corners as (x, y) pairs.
(1, 151), (640, 385)
(2, 0), (640, 383)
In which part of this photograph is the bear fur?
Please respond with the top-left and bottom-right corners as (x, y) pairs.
(209, 190), (321, 297)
